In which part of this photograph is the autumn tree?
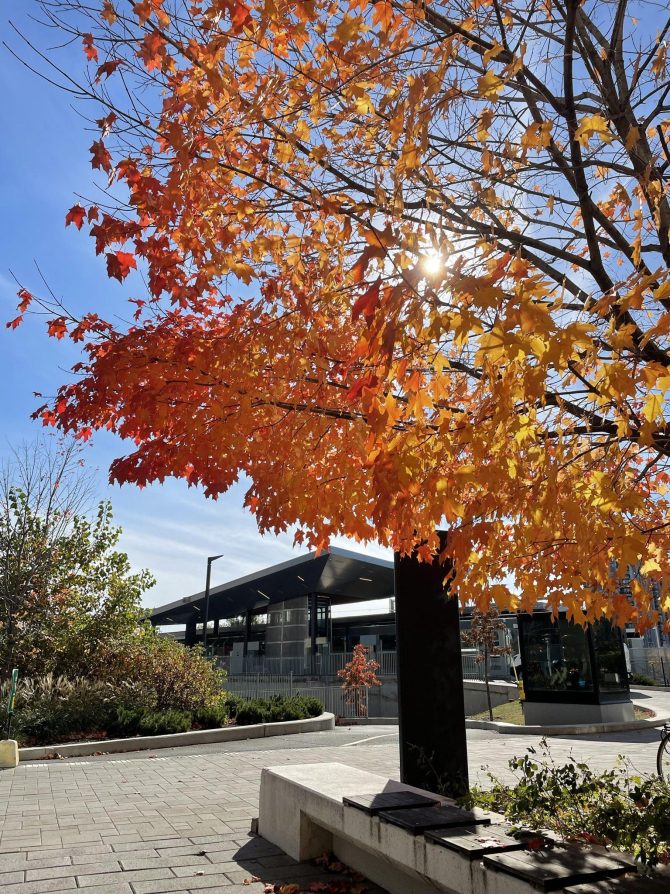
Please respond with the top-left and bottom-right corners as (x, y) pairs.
(461, 605), (512, 721)
(10, 0), (670, 628)
(337, 643), (382, 717)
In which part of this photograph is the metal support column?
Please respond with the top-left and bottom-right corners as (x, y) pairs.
(394, 531), (469, 798)
(185, 617), (197, 647)
(243, 610), (252, 657)
(310, 593), (318, 675)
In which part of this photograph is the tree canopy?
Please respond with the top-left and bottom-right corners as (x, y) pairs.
(11, 0), (670, 627)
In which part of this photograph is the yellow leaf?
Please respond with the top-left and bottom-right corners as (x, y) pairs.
(641, 558), (662, 575)
(477, 70), (504, 101)
(293, 120), (311, 142)
(653, 281), (670, 302)
(477, 108), (494, 141)
(574, 114), (612, 147)
(521, 121), (552, 150)
(334, 15), (361, 44)
(643, 392), (664, 422)
(483, 42), (505, 65)
(625, 126), (640, 151)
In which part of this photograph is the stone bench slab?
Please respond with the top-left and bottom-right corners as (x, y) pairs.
(259, 763), (641, 894)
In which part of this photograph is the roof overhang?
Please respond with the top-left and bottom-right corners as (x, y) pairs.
(149, 547), (395, 626)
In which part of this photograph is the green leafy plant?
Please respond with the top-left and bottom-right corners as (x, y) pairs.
(193, 698), (228, 729)
(235, 694), (324, 726)
(4, 675), (116, 745)
(137, 709), (192, 736)
(630, 673), (657, 687)
(465, 740), (670, 870)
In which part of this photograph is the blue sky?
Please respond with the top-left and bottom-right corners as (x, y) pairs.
(0, 8), (391, 612)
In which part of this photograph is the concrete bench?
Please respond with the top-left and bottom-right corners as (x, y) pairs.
(258, 762), (643, 894)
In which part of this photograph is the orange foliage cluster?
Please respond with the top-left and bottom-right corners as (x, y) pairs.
(12, 0), (670, 628)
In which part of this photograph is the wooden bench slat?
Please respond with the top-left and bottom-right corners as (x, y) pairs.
(425, 823), (524, 859)
(483, 847), (634, 892)
(343, 791), (441, 816)
(378, 804), (491, 835)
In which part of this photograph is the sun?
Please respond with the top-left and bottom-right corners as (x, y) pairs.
(421, 250), (445, 278)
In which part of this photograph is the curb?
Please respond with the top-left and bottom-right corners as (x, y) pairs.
(465, 713), (670, 736)
(19, 712), (335, 761)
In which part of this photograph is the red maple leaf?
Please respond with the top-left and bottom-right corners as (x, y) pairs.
(65, 205), (86, 230)
(96, 59), (124, 81)
(17, 288), (33, 312)
(352, 279), (381, 324)
(82, 33), (98, 62)
(47, 318), (68, 340)
(106, 251), (138, 282)
(90, 140), (113, 174)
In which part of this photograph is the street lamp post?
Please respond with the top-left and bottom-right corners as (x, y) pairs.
(203, 554), (223, 653)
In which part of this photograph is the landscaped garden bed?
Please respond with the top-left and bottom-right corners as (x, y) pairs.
(3, 668), (324, 748)
(468, 699), (655, 725)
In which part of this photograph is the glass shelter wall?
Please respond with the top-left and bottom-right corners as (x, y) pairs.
(518, 611), (629, 704)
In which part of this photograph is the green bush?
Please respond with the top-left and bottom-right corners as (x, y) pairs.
(630, 673), (657, 687)
(465, 740), (670, 869)
(107, 705), (146, 737)
(236, 698), (271, 725)
(193, 700), (228, 729)
(2, 671), (232, 745)
(235, 693), (324, 726)
(138, 709), (192, 735)
(102, 632), (226, 713)
(7, 676), (116, 745)
(223, 692), (246, 720)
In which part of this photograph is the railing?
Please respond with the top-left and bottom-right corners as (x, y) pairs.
(216, 650), (398, 678)
(218, 650), (500, 681)
(225, 676), (375, 719)
(629, 647), (670, 685)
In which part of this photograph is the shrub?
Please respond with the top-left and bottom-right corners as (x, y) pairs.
(236, 698), (271, 725)
(630, 673), (657, 687)
(297, 695), (324, 718)
(2, 668), (231, 745)
(107, 705), (146, 737)
(104, 631), (226, 713)
(138, 709), (192, 735)
(7, 675), (116, 745)
(224, 692), (246, 720)
(235, 693), (324, 726)
(193, 699), (228, 729)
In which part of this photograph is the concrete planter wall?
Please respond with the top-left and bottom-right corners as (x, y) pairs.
(18, 711), (335, 761)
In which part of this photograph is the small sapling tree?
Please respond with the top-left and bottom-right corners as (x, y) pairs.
(337, 643), (381, 718)
(461, 606), (512, 722)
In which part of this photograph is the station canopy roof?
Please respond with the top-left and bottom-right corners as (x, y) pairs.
(149, 547), (395, 627)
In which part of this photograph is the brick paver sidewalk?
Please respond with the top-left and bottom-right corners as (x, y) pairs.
(0, 707), (664, 893)
(0, 744), (396, 894)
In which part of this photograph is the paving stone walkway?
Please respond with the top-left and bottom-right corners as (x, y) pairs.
(0, 694), (666, 893)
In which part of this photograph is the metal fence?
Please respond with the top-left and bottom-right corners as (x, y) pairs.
(219, 650), (491, 681)
(629, 647), (670, 685)
(225, 676), (376, 719)
(216, 650), (398, 678)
